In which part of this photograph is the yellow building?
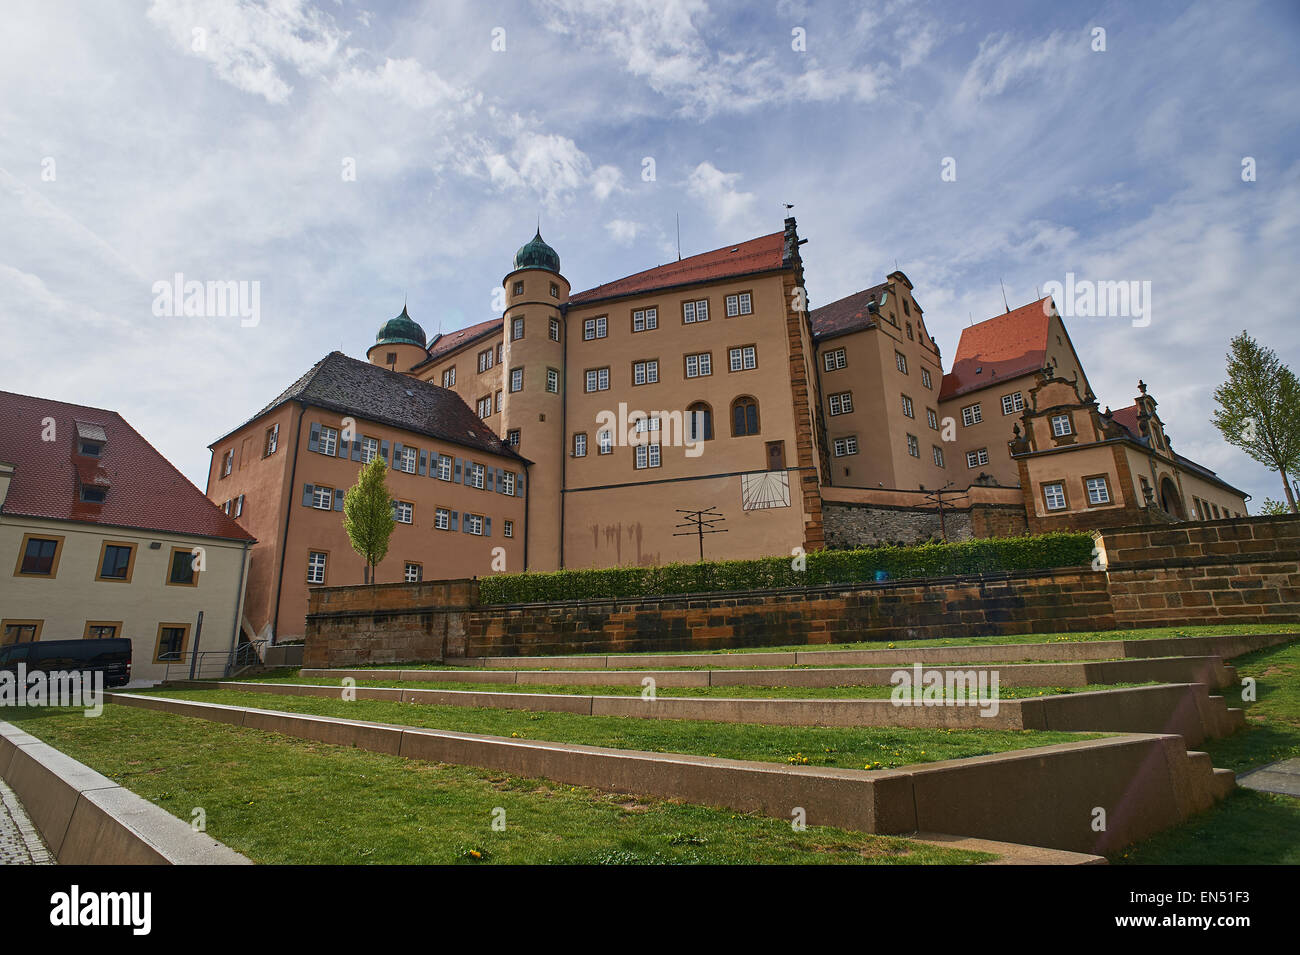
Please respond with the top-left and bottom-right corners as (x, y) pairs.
(0, 392), (254, 682)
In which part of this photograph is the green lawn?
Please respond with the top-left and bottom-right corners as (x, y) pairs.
(222, 674), (1150, 700)
(316, 623), (1298, 668)
(8, 706), (989, 865)
(120, 686), (1099, 770)
(1112, 637), (1300, 864)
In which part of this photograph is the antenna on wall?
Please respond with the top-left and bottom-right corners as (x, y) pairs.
(1000, 279), (1011, 313)
(676, 213), (682, 261)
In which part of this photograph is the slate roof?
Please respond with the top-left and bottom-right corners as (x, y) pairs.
(939, 297), (1055, 401)
(809, 282), (890, 340)
(0, 391), (255, 541)
(212, 352), (524, 462)
(568, 231), (787, 305)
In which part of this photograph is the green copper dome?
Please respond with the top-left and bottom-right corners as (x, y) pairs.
(375, 305), (427, 348)
(513, 230), (561, 274)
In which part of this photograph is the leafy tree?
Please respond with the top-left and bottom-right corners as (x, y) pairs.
(1258, 497), (1293, 516)
(1212, 331), (1300, 514)
(343, 455), (396, 583)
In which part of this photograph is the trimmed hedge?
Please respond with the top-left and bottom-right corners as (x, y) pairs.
(479, 532), (1096, 605)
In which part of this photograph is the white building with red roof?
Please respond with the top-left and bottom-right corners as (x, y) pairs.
(0, 391), (255, 682)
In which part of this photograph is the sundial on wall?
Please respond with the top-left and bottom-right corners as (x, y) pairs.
(740, 471), (791, 510)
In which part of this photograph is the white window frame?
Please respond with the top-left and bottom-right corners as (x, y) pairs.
(725, 292), (753, 317)
(1044, 483), (1067, 511)
(824, 348), (847, 371)
(312, 486), (333, 510)
(932, 446), (945, 467)
(307, 551), (327, 584)
(633, 308), (657, 332)
(468, 463), (485, 489)
(901, 395), (914, 418)
(829, 392), (852, 416)
(404, 563), (422, 583)
(1051, 414), (1073, 437)
(583, 316), (607, 340)
(546, 368), (559, 393)
(393, 501), (414, 524)
(573, 433), (587, 457)
(435, 508), (450, 530)
(906, 434), (919, 457)
(961, 404), (982, 427)
(926, 409), (938, 430)
(511, 316), (524, 341)
(361, 437), (379, 464)
(503, 520), (514, 538)
(501, 471), (516, 496)
(598, 430), (613, 454)
(833, 436), (859, 457)
(896, 352), (908, 374)
(442, 368), (456, 388)
(549, 318), (561, 342)
(435, 454), (453, 481)
(685, 352), (711, 378)
(729, 346), (756, 372)
(633, 360), (659, 385)
(510, 368), (523, 392)
(585, 368), (610, 392)
(1086, 477), (1111, 505)
(465, 513), (484, 536)
(318, 427), (338, 456)
(683, 299), (709, 323)
(921, 368), (932, 389)
(966, 448), (989, 469)
(1002, 392), (1025, 416)
(477, 396), (492, 419)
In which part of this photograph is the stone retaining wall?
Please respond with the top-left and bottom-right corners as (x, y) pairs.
(302, 516), (1300, 665)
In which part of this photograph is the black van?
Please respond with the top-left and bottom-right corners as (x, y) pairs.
(0, 638), (132, 688)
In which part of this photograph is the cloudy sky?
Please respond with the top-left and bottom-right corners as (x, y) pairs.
(2, 0), (1297, 505)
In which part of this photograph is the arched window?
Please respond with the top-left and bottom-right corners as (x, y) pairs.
(731, 397), (759, 436)
(687, 402), (713, 442)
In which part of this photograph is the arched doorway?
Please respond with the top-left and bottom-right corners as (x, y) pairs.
(1159, 476), (1185, 520)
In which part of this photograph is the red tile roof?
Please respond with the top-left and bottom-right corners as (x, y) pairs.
(421, 318), (501, 364)
(1109, 403), (1143, 441)
(568, 231), (787, 305)
(809, 282), (889, 340)
(939, 297), (1055, 401)
(0, 391), (255, 542)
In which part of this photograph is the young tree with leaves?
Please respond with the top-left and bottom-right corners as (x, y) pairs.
(343, 455), (396, 583)
(1212, 331), (1300, 513)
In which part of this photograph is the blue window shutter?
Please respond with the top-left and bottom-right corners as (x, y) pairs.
(380, 440), (390, 462)
(392, 442), (404, 469)
(454, 458), (462, 483)
(302, 483), (314, 506)
(462, 512), (471, 533)
(486, 469), (495, 492)
(391, 500), (399, 520)
(308, 422), (320, 452)
(418, 450), (427, 476)
(449, 511), (458, 531)
(517, 473), (525, 495)
(351, 440), (361, 462)
(485, 517), (492, 537)
(334, 489), (344, 511)
(337, 436), (348, 458)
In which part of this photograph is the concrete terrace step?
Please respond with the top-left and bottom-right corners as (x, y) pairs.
(302, 655), (1236, 690)
(165, 679), (1242, 744)
(105, 692), (1232, 855)
(446, 631), (1295, 671)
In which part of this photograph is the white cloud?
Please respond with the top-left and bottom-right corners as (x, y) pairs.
(686, 162), (758, 229)
(146, 0), (347, 103)
(591, 164), (624, 201)
(605, 219), (642, 244)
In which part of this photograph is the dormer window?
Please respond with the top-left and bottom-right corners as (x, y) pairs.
(80, 484), (107, 503)
(75, 421), (108, 457)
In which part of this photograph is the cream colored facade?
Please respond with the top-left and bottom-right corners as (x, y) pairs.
(407, 220), (823, 569)
(815, 273), (947, 490)
(1, 504), (251, 684)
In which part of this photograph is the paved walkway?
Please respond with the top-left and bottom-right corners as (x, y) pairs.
(0, 778), (53, 864)
(1237, 758), (1300, 797)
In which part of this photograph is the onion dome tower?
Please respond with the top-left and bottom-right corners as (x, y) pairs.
(500, 230), (568, 571)
(367, 304), (428, 372)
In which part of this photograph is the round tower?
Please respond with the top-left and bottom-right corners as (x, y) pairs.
(500, 230), (568, 571)
(367, 304), (428, 372)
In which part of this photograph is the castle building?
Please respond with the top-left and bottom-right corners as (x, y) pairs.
(207, 218), (1251, 639)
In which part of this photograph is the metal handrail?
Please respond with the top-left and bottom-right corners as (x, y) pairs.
(159, 640), (267, 682)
